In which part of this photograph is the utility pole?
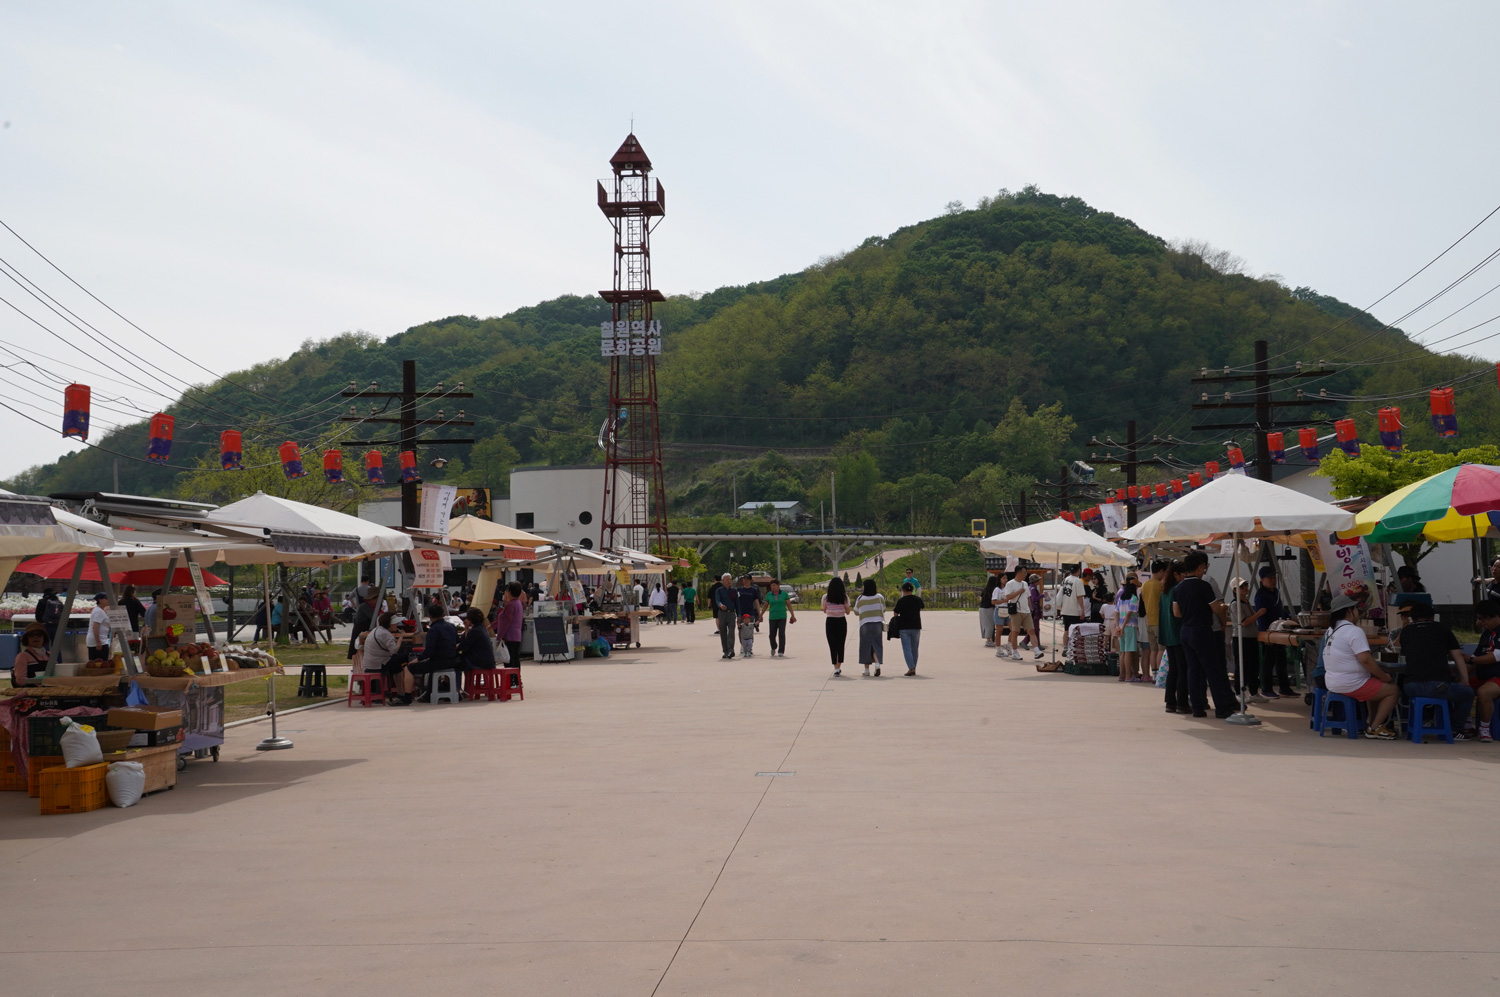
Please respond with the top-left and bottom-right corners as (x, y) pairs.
(1089, 422), (1180, 524)
(830, 472), (837, 531)
(1191, 340), (1335, 481)
(1017, 490), (1026, 527)
(341, 360), (475, 529)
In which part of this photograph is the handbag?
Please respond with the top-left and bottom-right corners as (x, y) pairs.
(887, 618), (901, 640)
(494, 636), (511, 664)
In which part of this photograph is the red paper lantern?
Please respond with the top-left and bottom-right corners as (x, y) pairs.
(399, 450), (421, 484)
(1127, 485), (1140, 503)
(1060, 510), (1076, 522)
(1266, 432), (1285, 464)
(323, 449), (344, 483)
(1429, 388), (1457, 438)
(220, 430), (243, 470)
(364, 450), (385, 484)
(1170, 479), (1184, 495)
(146, 413), (174, 462)
(1334, 418), (1359, 456)
(279, 441), (307, 479)
(1205, 461), (1220, 478)
(1298, 427), (1320, 462)
(1155, 483), (1168, 501)
(1188, 471), (1203, 489)
(62, 384), (90, 440)
(1227, 446), (1245, 471)
(1377, 407), (1403, 452)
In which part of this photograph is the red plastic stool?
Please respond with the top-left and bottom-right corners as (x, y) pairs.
(347, 671), (388, 707)
(499, 667), (523, 701)
(464, 668), (506, 702)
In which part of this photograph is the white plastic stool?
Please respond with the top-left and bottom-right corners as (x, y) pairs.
(429, 669), (461, 704)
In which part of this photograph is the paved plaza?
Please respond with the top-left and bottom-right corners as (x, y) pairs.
(3, 611), (1499, 995)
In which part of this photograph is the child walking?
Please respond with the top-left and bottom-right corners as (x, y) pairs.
(738, 614), (756, 658)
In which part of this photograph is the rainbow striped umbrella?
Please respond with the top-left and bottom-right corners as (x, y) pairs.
(1343, 464), (1500, 543)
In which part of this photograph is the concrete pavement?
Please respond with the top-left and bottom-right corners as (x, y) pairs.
(3, 611), (1498, 995)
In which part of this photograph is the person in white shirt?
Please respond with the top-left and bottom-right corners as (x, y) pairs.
(649, 582), (668, 623)
(87, 592), (112, 662)
(1322, 592), (1398, 738)
(1057, 567), (1086, 629)
(996, 570), (1030, 660)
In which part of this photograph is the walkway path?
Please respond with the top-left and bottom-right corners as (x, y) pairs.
(5, 612), (1497, 994)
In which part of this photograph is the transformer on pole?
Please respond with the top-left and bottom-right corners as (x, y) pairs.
(597, 133), (670, 555)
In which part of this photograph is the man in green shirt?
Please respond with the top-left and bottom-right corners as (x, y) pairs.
(765, 579), (797, 657)
(901, 568), (921, 594)
(681, 582), (697, 624)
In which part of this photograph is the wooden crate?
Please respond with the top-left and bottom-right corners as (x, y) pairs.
(39, 762), (108, 815)
(102, 744), (178, 795)
(0, 755), (23, 792)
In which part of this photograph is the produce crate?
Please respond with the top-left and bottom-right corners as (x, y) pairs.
(102, 743), (178, 795)
(26, 714), (110, 756)
(27, 756), (65, 797)
(0, 755), (23, 792)
(39, 762), (109, 815)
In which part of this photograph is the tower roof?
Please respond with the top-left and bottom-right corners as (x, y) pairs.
(610, 133), (652, 172)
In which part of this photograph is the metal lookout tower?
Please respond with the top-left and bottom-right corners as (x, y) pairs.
(597, 133), (670, 554)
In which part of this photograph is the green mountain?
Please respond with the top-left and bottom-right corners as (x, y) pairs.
(9, 186), (1494, 534)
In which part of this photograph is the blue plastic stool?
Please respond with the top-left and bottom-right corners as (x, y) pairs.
(1310, 688), (1327, 732)
(1407, 697), (1454, 744)
(1319, 692), (1362, 739)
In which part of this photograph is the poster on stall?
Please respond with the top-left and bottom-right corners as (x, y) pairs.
(156, 592), (198, 645)
(1315, 532), (1378, 605)
(1098, 503), (1125, 537)
(411, 548), (445, 589)
(186, 561), (216, 622)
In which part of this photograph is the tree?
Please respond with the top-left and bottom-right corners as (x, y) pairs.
(1316, 445), (1500, 567)
(465, 432), (521, 493)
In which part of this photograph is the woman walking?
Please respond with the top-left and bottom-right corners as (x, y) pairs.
(893, 580), (924, 676)
(765, 579), (796, 657)
(822, 577), (850, 676)
(853, 579), (887, 677)
(649, 582), (667, 624)
(1115, 580), (1141, 681)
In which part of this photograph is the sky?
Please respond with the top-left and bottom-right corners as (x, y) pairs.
(2, 0), (1499, 478)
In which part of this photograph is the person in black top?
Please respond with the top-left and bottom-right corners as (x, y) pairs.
(1468, 600), (1500, 741)
(1247, 566), (1294, 697)
(409, 601), (460, 701)
(1394, 602), (1474, 737)
(893, 581), (925, 676)
(119, 585), (146, 634)
(457, 607), (496, 677)
(665, 582), (679, 624)
(34, 588), (63, 640)
(1171, 551), (1237, 719)
(979, 569), (1001, 647)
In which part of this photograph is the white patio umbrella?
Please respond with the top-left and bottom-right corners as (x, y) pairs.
(209, 492), (412, 556)
(980, 518), (1135, 566)
(1118, 473), (1355, 725)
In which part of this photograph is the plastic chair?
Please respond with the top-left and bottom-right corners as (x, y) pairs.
(1407, 697), (1454, 744)
(464, 669), (505, 702)
(347, 671), (387, 708)
(499, 667), (523, 701)
(429, 670), (461, 704)
(1310, 687), (1326, 732)
(1319, 692), (1362, 739)
(297, 665), (328, 698)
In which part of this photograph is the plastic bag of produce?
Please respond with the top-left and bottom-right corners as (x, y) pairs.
(105, 761), (146, 808)
(59, 717), (104, 768)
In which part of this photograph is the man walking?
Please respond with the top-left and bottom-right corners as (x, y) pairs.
(713, 573), (737, 660)
(1172, 551), (1238, 719)
(734, 575), (765, 658)
(996, 568), (1028, 660)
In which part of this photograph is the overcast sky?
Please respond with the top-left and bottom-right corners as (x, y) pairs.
(2, 0), (1498, 477)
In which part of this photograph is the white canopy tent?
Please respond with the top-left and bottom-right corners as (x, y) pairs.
(209, 492), (411, 557)
(1118, 473), (1355, 725)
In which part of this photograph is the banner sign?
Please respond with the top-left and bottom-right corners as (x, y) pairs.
(1315, 532), (1379, 605)
(600, 319), (663, 358)
(411, 548), (445, 589)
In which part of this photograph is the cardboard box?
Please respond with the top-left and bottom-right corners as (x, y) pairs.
(107, 707), (183, 731)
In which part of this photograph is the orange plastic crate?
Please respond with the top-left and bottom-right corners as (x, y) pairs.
(27, 756), (65, 797)
(0, 756), (23, 792)
(39, 762), (109, 815)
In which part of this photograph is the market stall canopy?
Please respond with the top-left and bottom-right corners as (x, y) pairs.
(0, 491), (114, 556)
(209, 492), (410, 557)
(1341, 464), (1500, 543)
(16, 553), (226, 586)
(1119, 473), (1354, 543)
(447, 515), (552, 549)
(979, 518), (1135, 567)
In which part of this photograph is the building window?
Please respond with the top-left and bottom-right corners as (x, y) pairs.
(580, 537), (593, 549)
(578, 511), (592, 525)
(515, 512), (535, 530)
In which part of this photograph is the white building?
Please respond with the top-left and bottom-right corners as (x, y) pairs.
(737, 500), (806, 524)
(510, 464), (641, 550)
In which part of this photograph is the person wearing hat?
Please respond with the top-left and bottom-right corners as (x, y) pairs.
(1247, 564), (1295, 698)
(12, 623), (49, 687)
(86, 592), (112, 663)
(1321, 591), (1399, 738)
(1392, 601), (1475, 739)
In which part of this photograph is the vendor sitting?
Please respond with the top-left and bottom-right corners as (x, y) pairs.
(1322, 591), (1400, 739)
(1393, 601), (1476, 739)
(12, 622), (49, 687)
(408, 601), (460, 702)
(1469, 599), (1500, 742)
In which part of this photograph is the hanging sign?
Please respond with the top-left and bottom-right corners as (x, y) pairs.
(1098, 502), (1125, 537)
(1315, 532), (1378, 605)
(411, 548), (445, 589)
(601, 319), (663, 358)
(1299, 533), (1326, 573)
(185, 561), (216, 623)
(106, 605), (134, 642)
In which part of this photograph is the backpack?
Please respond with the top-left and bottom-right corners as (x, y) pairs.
(39, 599), (62, 629)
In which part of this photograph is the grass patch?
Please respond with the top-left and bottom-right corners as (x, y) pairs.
(223, 674), (346, 724)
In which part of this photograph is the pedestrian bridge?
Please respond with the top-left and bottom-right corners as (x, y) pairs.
(671, 533), (981, 587)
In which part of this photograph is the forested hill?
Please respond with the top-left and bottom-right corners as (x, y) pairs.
(8, 186), (1494, 531)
